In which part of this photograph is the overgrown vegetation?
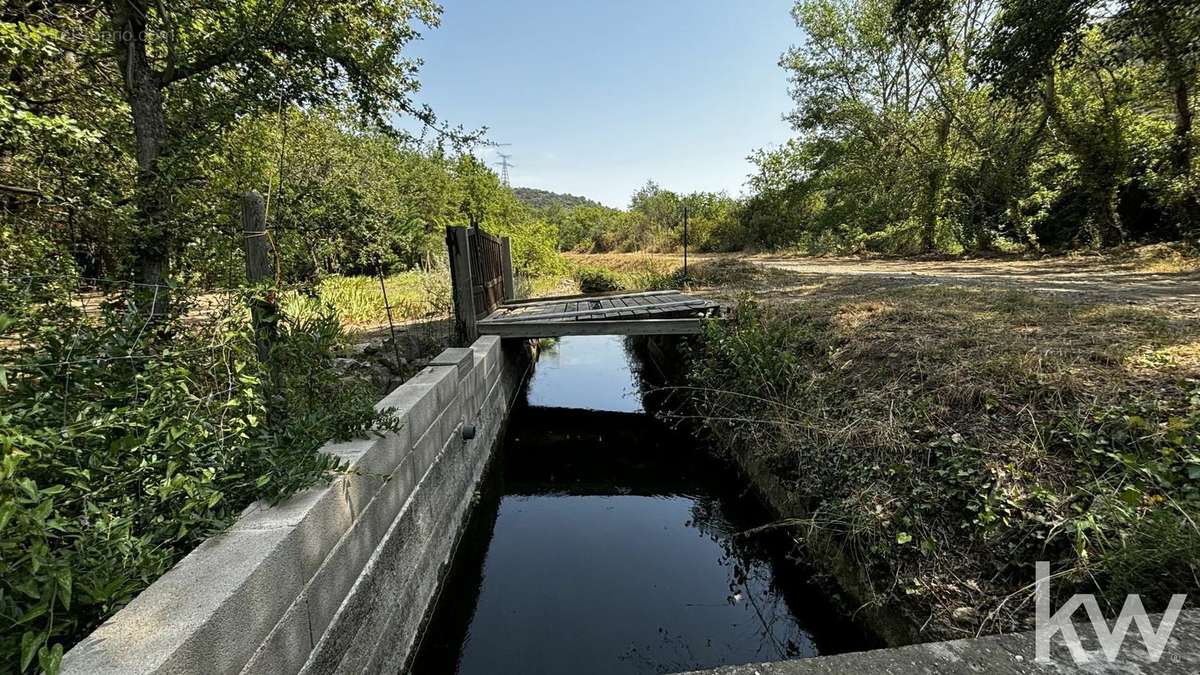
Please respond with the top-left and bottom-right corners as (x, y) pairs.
(0, 4), (579, 670)
(737, 0), (1200, 254)
(687, 287), (1200, 638)
(281, 271), (452, 328)
(528, 182), (744, 254)
(3, 0), (1197, 668)
(0, 283), (396, 672)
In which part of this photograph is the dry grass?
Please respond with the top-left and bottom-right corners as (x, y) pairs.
(564, 251), (686, 276)
(1093, 242), (1200, 274)
(655, 254), (1200, 642)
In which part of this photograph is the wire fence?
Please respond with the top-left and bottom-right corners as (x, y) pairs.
(0, 270), (456, 380)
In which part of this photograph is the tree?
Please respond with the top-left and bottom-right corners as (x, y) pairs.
(981, 0), (1199, 236)
(454, 153), (505, 228)
(95, 0), (449, 312)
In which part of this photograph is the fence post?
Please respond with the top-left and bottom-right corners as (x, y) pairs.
(500, 236), (515, 302)
(242, 191), (277, 362)
(446, 226), (477, 345)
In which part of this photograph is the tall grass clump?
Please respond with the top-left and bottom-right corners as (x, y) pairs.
(282, 270), (453, 327)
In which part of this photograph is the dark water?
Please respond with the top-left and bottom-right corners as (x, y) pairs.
(409, 336), (876, 674)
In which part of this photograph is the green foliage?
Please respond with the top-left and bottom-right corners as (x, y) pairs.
(739, 0), (1200, 254)
(282, 271), (452, 326)
(532, 181), (743, 253)
(213, 111), (462, 280)
(0, 293), (395, 671)
(511, 187), (599, 211)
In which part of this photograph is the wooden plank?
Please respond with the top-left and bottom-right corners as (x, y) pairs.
(503, 301), (561, 319)
(480, 293), (719, 324)
(498, 289), (681, 307)
(483, 298), (713, 324)
(478, 318), (711, 338)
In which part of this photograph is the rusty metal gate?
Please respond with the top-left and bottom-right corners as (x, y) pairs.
(447, 225), (514, 344)
(468, 227), (505, 319)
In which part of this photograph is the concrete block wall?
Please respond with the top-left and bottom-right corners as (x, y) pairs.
(63, 335), (532, 675)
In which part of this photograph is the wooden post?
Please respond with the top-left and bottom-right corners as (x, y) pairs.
(242, 191), (277, 361)
(446, 226), (478, 344)
(682, 206), (689, 281)
(500, 236), (515, 302)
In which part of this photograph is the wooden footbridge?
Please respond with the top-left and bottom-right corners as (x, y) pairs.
(446, 226), (720, 341)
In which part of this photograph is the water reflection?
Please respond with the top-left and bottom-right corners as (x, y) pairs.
(409, 337), (876, 674)
(524, 335), (643, 412)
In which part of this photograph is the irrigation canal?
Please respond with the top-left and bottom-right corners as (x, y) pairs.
(408, 335), (878, 674)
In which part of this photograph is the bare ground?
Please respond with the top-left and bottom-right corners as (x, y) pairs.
(747, 253), (1200, 311)
(568, 247), (1200, 313)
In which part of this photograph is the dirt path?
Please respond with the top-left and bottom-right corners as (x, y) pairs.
(747, 254), (1200, 310)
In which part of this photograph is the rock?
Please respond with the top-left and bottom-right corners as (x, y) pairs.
(333, 357), (361, 372)
(952, 606), (980, 625)
(345, 342), (374, 358)
(379, 354), (409, 374)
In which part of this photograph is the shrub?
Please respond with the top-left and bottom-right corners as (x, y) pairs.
(576, 266), (626, 293)
(0, 291), (395, 673)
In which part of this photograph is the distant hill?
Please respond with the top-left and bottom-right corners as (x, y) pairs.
(512, 187), (600, 211)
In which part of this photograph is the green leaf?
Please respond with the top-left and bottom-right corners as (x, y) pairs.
(896, 531), (913, 545)
(20, 631), (42, 672)
(56, 570), (71, 610)
(1119, 487), (1142, 506)
(38, 643), (63, 675)
(18, 478), (38, 500)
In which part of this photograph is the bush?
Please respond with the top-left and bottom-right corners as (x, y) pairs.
(576, 266), (626, 293)
(0, 291), (395, 673)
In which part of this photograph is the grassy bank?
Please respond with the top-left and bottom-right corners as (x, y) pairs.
(675, 263), (1199, 641)
(567, 250), (1200, 640)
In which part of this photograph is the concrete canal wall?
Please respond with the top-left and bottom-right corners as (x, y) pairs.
(63, 335), (534, 675)
(676, 608), (1200, 674)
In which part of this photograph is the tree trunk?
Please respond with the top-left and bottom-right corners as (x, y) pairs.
(1100, 184), (1124, 247)
(921, 114), (952, 253)
(110, 1), (170, 316)
(1170, 77), (1199, 233)
(1172, 78), (1193, 175)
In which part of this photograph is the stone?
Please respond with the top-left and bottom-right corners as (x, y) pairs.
(952, 606), (980, 625)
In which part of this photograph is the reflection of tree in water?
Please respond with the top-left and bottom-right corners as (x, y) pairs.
(615, 495), (813, 672)
(687, 494), (812, 661)
(622, 336), (675, 413)
(617, 626), (712, 674)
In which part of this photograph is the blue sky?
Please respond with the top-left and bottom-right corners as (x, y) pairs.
(403, 0), (798, 208)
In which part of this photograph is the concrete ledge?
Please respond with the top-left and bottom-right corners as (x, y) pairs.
(428, 346), (475, 379)
(675, 609), (1200, 674)
(63, 336), (533, 675)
